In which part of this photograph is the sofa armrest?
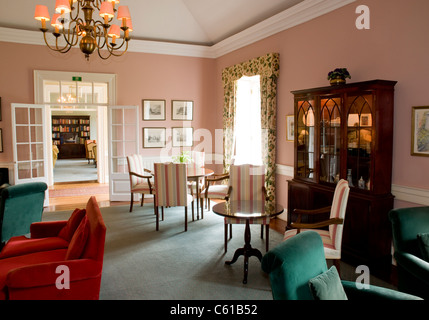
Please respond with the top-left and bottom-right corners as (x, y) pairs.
(30, 221), (68, 238)
(394, 251), (429, 285)
(6, 259), (102, 289)
(341, 280), (422, 300)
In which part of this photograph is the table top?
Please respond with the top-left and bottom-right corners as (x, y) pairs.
(212, 200), (284, 219)
(187, 168), (214, 179)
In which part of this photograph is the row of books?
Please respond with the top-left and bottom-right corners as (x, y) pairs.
(52, 119), (90, 125)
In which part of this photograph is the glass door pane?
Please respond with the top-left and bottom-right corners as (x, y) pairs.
(296, 99), (315, 180)
(319, 96), (341, 184)
(347, 94), (373, 190)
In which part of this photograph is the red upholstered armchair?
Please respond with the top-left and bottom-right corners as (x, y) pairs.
(0, 196), (106, 300)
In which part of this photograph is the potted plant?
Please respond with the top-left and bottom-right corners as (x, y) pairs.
(172, 151), (193, 163)
(327, 68), (351, 85)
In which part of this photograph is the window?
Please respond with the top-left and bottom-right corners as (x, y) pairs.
(234, 75), (262, 165)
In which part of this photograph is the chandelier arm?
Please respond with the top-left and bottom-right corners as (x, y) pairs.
(42, 31), (72, 53)
(60, 24), (79, 48)
(68, 1), (81, 22)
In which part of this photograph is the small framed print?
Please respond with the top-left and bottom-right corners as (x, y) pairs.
(0, 129), (3, 152)
(411, 106), (429, 157)
(0, 97), (2, 121)
(172, 127), (193, 147)
(143, 100), (166, 121)
(172, 100), (193, 121)
(286, 115), (294, 141)
(143, 127), (166, 148)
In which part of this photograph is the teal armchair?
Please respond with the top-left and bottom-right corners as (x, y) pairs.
(261, 231), (421, 300)
(389, 206), (429, 299)
(0, 182), (47, 245)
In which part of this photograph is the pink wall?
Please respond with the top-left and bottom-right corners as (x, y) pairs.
(0, 42), (217, 162)
(215, 0), (429, 208)
(1, 0), (428, 209)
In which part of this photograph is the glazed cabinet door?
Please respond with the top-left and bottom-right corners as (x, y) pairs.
(295, 97), (316, 181)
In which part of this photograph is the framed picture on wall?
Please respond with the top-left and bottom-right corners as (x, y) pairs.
(411, 106), (429, 157)
(143, 99), (166, 120)
(143, 127), (166, 148)
(0, 129), (3, 153)
(172, 127), (193, 147)
(172, 100), (193, 121)
(0, 97), (2, 121)
(286, 115), (294, 141)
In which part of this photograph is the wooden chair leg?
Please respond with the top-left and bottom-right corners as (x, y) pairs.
(155, 206), (159, 231)
(260, 225), (264, 239)
(200, 197), (204, 219)
(265, 224), (269, 252)
(185, 206), (188, 232)
(130, 193), (134, 212)
(229, 224), (232, 239)
(161, 207), (164, 221)
(141, 194), (144, 207)
(333, 259), (341, 276)
(224, 223), (228, 253)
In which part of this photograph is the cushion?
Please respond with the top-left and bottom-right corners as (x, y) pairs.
(65, 216), (89, 260)
(417, 233), (429, 262)
(0, 236), (69, 260)
(58, 209), (86, 241)
(308, 266), (348, 300)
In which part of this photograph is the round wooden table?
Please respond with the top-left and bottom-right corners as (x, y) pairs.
(212, 200), (284, 284)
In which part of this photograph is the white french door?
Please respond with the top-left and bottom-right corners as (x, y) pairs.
(11, 104), (49, 206)
(108, 105), (139, 201)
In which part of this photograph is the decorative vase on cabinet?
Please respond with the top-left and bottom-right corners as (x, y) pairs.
(288, 80), (397, 280)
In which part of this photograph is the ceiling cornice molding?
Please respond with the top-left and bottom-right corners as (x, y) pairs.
(211, 0), (356, 58)
(0, 0), (355, 59)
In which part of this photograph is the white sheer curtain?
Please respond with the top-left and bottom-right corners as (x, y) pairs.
(234, 75), (262, 166)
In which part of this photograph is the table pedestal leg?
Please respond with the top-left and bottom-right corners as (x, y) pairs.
(225, 219), (262, 284)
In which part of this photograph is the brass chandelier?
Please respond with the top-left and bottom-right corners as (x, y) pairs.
(34, 0), (132, 60)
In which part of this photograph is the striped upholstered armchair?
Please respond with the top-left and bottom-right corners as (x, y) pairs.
(154, 163), (194, 232)
(283, 179), (350, 272)
(224, 164), (269, 253)
(126, 154), (155, 212)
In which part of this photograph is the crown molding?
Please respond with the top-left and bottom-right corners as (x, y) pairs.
(0, 0), (355, 59)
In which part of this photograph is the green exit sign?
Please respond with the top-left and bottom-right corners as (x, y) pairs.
(72, 76), (82, 82)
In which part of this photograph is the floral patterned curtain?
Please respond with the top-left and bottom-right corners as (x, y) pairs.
(221, 53), (280, 206)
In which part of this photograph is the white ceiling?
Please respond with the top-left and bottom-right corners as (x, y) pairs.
(0, 0), (305, 46)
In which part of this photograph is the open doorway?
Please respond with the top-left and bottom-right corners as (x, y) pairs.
(34, 70), (114, 207)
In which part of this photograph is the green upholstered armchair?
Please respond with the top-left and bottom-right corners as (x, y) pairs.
(0, 182), (47, 245)
(389, 206), (429, 299)
(261, 231), (421, 300)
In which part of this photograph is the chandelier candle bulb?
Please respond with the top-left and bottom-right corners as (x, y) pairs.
(55, 0), (71, 14)
(117, 6), (131, 28)
(34, 5), (50, 30)
(100, 1), (114, 25)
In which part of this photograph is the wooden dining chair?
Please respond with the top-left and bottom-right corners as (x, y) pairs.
(224, 164), (270, 253)
(283, 179), (350, 272)
(154, 163), (194, 232)
(126, 154), (155, 213)
(188, 151), (206, 218)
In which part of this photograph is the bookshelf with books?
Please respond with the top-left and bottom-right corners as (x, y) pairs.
(52, 116), (90, 159)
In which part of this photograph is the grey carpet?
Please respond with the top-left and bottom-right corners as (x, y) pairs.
(43, 202), (282, 300)
(53, 159), (97, 183)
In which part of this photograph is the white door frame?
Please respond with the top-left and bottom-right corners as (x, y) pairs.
(33, 70), (116, 186)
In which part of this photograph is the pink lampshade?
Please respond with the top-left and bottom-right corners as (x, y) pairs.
(34, 5), (50, 21)
(55, 0), (71, 14)
(108, 24), (121, 38)
(125, 19), (133, 32)
(100, 1), (114, 19)
(117, 6), (131, 20)
(51, 13), (63, 29)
